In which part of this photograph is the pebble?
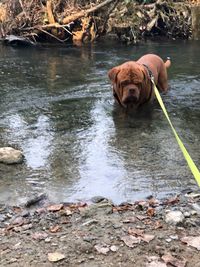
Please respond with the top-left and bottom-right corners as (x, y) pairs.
(113, 223), (123, 229)
(21, 211), (30, 217)
(12, 216), (24, 225)
(83, 235), (97, 242)
(191, 203), (200, 215)
(169, 235), (179, 240)
(183, 211), (191, 218)
(110, 245), (119, 252)
(191, 210), (197, 215)
(0, 214), (6, 222)
(45, 237), (52, 243)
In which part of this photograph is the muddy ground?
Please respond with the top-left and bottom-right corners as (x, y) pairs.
(1, 191), (200, 267)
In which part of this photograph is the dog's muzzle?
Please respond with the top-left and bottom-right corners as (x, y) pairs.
(122, 87), (139, 105)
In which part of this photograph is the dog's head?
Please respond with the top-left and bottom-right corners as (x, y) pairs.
(108, 61), (150, 108)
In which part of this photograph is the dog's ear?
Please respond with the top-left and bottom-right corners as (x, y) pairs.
(108, 67), (120, 83)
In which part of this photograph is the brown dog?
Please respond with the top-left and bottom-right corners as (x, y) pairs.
(108, 54), (171, 108)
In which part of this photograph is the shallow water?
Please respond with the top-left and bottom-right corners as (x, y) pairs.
(0, 40), (200, 205)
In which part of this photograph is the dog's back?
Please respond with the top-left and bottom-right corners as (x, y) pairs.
(137, 54), (171, 92)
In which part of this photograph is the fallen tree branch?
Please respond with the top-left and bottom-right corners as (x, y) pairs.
(62, 0), (116, 24)
(21, 23), (73, 36)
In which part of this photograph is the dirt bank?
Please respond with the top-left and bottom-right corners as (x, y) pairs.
(1, 191), (200, 267)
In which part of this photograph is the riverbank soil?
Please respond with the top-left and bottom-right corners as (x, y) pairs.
(1, 192), (200, 266)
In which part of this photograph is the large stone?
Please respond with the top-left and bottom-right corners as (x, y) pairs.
(165, 210), (185, 225)
(0, 147), (24, 164)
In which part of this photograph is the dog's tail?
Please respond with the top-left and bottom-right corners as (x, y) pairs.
(165, 56), (171, 68)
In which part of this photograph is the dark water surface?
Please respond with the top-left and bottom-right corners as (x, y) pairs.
(0, 40), (200, 205)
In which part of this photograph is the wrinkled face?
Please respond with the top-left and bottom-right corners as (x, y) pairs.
(108, 62), (146, 108)
(117, 69), (141, 106)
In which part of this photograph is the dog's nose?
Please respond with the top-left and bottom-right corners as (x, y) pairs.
(129, 88), (136, 94)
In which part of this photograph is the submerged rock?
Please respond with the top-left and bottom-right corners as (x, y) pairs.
(0, 147), (24, 164)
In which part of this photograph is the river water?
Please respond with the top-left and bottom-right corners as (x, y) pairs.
(0, 40), (200, 205)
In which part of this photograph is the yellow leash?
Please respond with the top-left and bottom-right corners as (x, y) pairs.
(152, 79), (200, 187)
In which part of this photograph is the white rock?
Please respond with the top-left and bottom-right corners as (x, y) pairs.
(165, 210), (184, 225)
(0, 147), (24, 164)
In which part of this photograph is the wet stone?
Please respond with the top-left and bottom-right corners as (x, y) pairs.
(90, 196), (107, 203)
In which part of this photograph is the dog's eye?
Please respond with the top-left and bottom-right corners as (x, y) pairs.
(121, 80), (130, 87)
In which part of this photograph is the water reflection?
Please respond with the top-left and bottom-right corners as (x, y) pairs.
(0, 41), (199, 205)
(68, 100), (126, 202)
(3, 113), (52, 169)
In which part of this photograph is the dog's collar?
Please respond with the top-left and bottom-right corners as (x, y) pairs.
(142, 64), (154, 79)
(140, 64), (154, 106)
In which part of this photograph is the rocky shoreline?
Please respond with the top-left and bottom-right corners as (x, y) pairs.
(1, 191), (200, 266)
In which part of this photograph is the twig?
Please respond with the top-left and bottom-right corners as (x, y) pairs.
(37, 27), (65, 42)
(61, 26), (73, 35)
